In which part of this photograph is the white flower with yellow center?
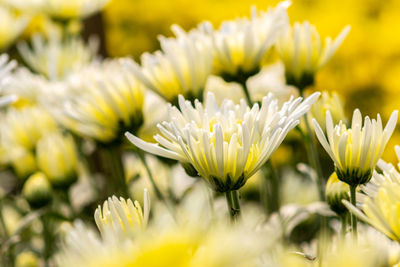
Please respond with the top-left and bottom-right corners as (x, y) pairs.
(123, 25), (213, 104)
(58, 59), (145, 143)
(126, 92), (320, 192)
(0, 106), (57, 151)
(94, 190), (150, 239)
(313, 109), (398, 186)
(0, 54), (15, 87)
(0, 6), (29, 51)
(36, 131), (78, 188)
(199, 1), (289, 82)
(276, 21), (350, 89)
(0, 54), (18, 106)
(18, 33), (98, 81)
(344, 146), (400, 243)
(3, 0), (110, 20)
(1, 67), (48, 107)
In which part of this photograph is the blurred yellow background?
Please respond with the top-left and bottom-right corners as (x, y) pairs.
(104, 0), (400, 161)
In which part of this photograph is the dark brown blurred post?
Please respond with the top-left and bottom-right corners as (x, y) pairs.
(83, 12), (108, 57)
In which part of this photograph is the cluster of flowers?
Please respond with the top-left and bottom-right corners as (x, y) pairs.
(1, 0), (400, 266)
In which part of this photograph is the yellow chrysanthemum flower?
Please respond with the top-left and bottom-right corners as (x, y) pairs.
(344, 146), (400, 243)
(126, 91), (319, 192)
(18, 33), (98, 80)
(94, 190), (150, 239)
(58, 59), (145, 143)
(313, 109), (397, 186)
(0, 6), (29, 51)
(123, 25), (213, 104)
(36, 131), (78, 188)
(276, 21), (350, 89)
(199, 1), (289, 82)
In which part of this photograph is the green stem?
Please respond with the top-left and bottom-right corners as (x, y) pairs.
(340, 213), (347, 237)
(238, 80), (252, 105)
(41, 214), (52, 267)
(350, 185), (358, 240)
(137, 151), (166, 203)
(231, 190), (241, 219)
(101, 146), (129, 198)
(225, 190), (241, 222)
(303, 111), (325, 201)
(0, 199), (14, 266)
(263, 161), (281, 215)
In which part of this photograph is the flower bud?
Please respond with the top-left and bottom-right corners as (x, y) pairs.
(15, 251), (39, 267)
(10, 147), (37, 179)
(325, 172), (349, 215)
(309, 91), (347, 132)
(36, 132), (78, 189)
(22, 172), (52, 209)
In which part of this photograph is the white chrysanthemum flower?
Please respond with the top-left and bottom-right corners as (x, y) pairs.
(3, 0), (110, 20)
(344, 146), (400, 243)
(313, 109), (398, 186)
(199, 1), (289, 82)
(18, 33), (98, 80)
(0, 54), (16, 87)
(58, 198), (272, 267)
(57, 59), (145, 143)
(0, 54), (18, 106)
(123, 25), (213, 104)
(126, 92), (320, 192)
(276, 21), (350, 89)
(0, 106), (58, 151)
(2, 67), (49, 107)
(94, 190), (150, 239)
(36, 131), (78, 188)
(0, 6), (29, 51)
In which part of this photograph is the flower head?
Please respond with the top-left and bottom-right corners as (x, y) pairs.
(126, 92), (319, 192)
(22, 172), (53, 209)
(1, 67), (48, 107)
(0, 54), (16, 87)
(344, 146), (400, 243)
(0, 54), (18, 106)
(18, 33), (98, 81)
(36, 131), (78, 188)
(58, 59), (145, 143)
(308, 91), (347, 132)
(276, 21), (350, 89)
(199, 1), (289, 82)
(325, 172), (349, 215)
(94, 190), (150, 239)
(123, 25), (213, 104)
(0, 6), (29, 51)
(313, 109), (398, 186)
(0, 106), (57, 152)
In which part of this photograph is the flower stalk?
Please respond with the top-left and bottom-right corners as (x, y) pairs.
(225, 190), (241, 222)
(136, 150), (166, 203)
(350, 185), (358, 240)
(101, 145), (129, 198)
(304, 112), (325, 200)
